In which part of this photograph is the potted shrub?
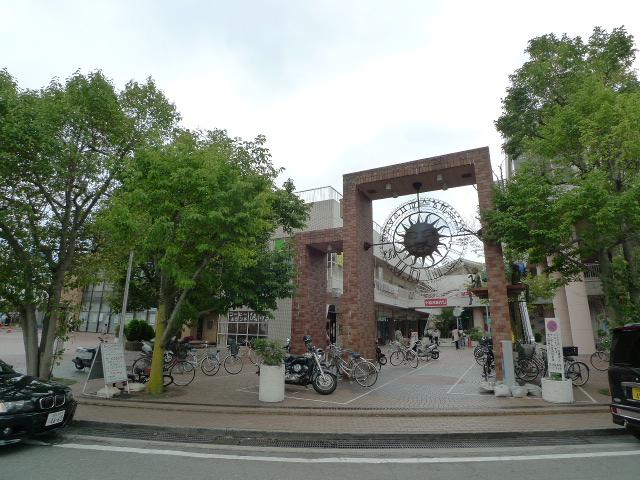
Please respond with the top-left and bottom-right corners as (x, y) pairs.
(123, 319), (154, 351)
(253, 339), (287, 402)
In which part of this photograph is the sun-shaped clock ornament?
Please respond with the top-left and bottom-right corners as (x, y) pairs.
(366, 182), (469, 283)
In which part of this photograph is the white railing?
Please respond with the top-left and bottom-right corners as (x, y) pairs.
(296, 186), (342, 204)
(584, 263), (600, 280)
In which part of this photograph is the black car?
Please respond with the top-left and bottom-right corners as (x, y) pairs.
(608, 323), (640, 440)
(0, 359), (77, 445)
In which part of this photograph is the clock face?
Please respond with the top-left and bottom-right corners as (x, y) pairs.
(380, 197), (468, 282)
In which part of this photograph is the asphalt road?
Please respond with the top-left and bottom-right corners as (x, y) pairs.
(2, 432), (639, 480)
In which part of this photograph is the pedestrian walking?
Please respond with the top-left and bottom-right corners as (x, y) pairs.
(432, 328), (440, 346)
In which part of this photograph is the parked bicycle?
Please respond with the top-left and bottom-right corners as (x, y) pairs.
(590, 337), (611, 371)
(389, 341), (418, 368)
(131, 340), (196, 386)
(326, 344), (378, 387)
(482, 348), (495, 381)
(224, 341), (243, 374)
(563, 347), (589, 386)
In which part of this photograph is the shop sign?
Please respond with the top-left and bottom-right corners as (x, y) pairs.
(424, 298), (448, 307)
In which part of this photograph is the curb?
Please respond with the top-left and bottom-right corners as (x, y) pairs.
(77, 396), (610, 417)
(69, 419), (627, 443)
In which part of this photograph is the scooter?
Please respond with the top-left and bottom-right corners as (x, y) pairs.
(72, 336), (106, 370)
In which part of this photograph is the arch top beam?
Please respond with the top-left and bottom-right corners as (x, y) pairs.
(344, 147), (489, 200)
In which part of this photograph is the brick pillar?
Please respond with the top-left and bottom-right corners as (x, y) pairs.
(341, 178), (376, 358)
(291, 239), (328, 354)
(475, 153), (511, 380)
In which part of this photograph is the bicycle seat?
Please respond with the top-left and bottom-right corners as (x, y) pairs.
(350, 352), (361, 359)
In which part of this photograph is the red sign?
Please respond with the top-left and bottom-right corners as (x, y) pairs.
(424, 298), (448, 307)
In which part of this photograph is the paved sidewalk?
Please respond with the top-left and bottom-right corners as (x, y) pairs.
(71, 339), (611, 411)
(2, 330), (618, 436)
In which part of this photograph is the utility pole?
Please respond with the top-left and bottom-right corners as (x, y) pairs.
(118, 251), (134, 343)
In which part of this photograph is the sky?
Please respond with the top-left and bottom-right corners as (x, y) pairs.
(2, 0), (639, 261)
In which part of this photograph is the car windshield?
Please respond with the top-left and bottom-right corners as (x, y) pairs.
(611, 330), (640, 367)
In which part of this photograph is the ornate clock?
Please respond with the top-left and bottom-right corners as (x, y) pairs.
(378, 183), (468, 283)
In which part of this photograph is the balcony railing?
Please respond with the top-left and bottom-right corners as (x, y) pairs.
(584, 263), (600, 280)
(296, 186), (342, 204)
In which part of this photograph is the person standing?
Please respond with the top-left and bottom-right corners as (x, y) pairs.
(452, 327), (460, 350)
(433, 328), (440, 346)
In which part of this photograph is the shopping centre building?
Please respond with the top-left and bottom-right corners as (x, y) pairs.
(77, 185), (491, 347)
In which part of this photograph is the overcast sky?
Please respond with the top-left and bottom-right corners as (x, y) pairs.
(2, 0), (639, 259)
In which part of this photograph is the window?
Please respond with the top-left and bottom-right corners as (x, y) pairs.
(218, 310), (268, 346)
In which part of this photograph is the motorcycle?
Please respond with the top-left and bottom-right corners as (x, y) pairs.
(283, 335), (337, 395)
(412, 339), (440, 360)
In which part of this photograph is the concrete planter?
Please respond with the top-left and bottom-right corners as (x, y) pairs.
(258, 364), (285, 403)
(541, 377), (574, 403)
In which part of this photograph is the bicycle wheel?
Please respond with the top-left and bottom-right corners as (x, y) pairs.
(590, 351), (609, 371)
(131, 357), (151, 377)
(515, 359), (539, 382)
(248, 348), (262, 366)
(389, 350), (404, 366)
(169, 360), (196, 386)
(353, 361), (378, 388)
(163, 374), (173, 387)
(200, 355), (221, 376)
(405, 350), (418, 368)
(223, 354), (243, 374)
(567, 361), (589, 386)
(474, 347), (488, 366)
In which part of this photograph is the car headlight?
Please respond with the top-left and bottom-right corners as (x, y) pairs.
(0, 400), (35, 414)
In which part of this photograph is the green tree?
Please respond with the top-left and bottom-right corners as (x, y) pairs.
(0, 70), (178, 377)
(97, 130), (307, 393)
(487, 27), (640, 325)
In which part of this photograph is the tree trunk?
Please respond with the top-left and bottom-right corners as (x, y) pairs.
(622, 239), (640, 308)
(21, 303), (39, 377)
(37, 271), (66, 379)
(147, 302), (166, 395)
(598, 249), (621, 326)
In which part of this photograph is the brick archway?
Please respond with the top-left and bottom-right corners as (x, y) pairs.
(292, 147), (512, 379)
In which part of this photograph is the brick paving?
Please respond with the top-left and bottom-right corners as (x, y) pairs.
(71, 341), (611, 411)
(2, 330), (616, 435)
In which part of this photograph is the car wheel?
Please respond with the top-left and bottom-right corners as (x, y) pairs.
(628, 426), (640, 441)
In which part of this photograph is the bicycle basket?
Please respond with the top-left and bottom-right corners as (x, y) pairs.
(562, 346), (578, 357)
(229, 341), (239, 356)
(517, 343), (536, 359)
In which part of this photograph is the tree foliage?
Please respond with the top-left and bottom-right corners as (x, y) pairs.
(97, 130), (308, 392)
(0, 69), (178, 377)
(486, 27), (640, 325)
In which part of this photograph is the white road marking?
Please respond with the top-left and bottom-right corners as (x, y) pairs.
(236, 362), (433, 406)
(236, 386), (348, 405)
(344, 361), (434, 405)
(446, 362), (476, 394)
(577, 385), (598, 404)
(54, 443), (640, 463)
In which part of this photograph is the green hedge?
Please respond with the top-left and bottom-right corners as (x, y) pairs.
(124, 319), (155, 342)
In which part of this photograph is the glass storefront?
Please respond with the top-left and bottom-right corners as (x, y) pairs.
(217, 310), (268, 346)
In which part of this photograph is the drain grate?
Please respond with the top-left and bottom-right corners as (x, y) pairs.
(64, 422), (629, 450)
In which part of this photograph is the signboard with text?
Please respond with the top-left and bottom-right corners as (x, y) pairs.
(424, 298), (448, 307)
(100, 342), (128, 384)
(544, 318), (564, 380)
